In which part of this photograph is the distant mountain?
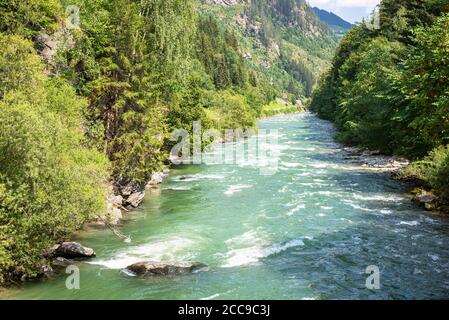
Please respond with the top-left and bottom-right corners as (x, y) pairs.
(312, 7), (353, 30)
(201, 0), (339, 97)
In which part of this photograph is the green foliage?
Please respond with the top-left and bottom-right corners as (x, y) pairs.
(206, 91), (257, 132)
(0, 0), (62, 38)
(311, 1), (449, 198)
(207, 0), (338, 101)
(394, 13), (449, 157)
(0, 34), (45, 98)
(401, 145), (449, 198)
(64, 0), (172, 185)
(0, 36), (108, 284)
(335, 37), (405, 151)
(260, 99), (301, 117)
(197, 15), (249, 90)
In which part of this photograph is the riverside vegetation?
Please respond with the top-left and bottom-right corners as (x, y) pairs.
(310, 0), (449, 212)
(0, 0), (339, 285)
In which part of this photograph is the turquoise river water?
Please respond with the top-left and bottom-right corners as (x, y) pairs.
(3, 113), (449, 300)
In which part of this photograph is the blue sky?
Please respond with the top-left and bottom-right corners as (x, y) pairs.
(307, 0), (381, 24)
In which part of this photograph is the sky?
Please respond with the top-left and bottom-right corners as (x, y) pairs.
(307, 0), (381, 24)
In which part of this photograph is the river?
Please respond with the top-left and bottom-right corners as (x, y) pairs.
(3, 113), (449, 300)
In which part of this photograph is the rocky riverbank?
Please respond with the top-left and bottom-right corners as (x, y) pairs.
(24, 170), (173, 283)
(342, 147), (448, 215)
(85, 169), (171, 229)
(342, 147), (410, 172)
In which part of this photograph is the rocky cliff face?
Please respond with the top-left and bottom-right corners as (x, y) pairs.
(261, 0), (332, 38)
(204, 0), (333, 38)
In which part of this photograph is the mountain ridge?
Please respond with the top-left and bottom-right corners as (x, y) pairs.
(312, 7), (353, 30)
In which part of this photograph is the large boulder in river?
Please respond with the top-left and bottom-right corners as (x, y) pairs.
(51, 242), (96, 259)
(127, 261), (208, 276)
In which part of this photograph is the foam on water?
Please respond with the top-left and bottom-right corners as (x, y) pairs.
(180, 174), (226, 181)
(281, 161), (302, 168)
(222, 234), (306, 268)
(398, 221), (420, 226)
(352, 194), (406, 202)
(224, 184), (252, 196)
(342, 199), (376, 212)
(163, 186), (193, 191)
(287, 204), (306, 216)
(89, 236), (198, 270)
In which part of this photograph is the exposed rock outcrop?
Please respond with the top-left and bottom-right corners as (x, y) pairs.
(117, 170), (170, 209)
(411, 189), (449, 214)
(122, 185), (146, 209)
(127, 261), (208, 276)
(85, 169), (170, 230)
(146, 171), (169, 189)
(36, 28), (75, 74)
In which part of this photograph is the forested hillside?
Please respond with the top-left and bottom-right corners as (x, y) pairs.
(0, 0), (336, 285)
(310, 0), (449, 202)
(202, 0), (338, 98)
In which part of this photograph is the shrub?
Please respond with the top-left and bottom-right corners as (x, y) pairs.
(0, 35), (108, 285)
(401, 145), (449, 198)
(206, 90), (257, 132)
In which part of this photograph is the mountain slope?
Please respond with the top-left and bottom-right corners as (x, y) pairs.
(201, 0), (339, 98)
(312, 7), (353, 30)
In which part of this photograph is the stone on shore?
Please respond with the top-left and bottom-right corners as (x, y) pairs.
(51, 257), (76, 268)
(50, 242), (96, 259)
(117, 183), (146, 209)
(343, 147), (409, 172)
(413, 190), (438, 211)
(127, 261), (208, 276)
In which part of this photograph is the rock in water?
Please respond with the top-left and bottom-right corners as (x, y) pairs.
(179, 176), (194, 181)
(51, 257), (76, 268)
(127, 261), (207, 276)
(53, 242), (96, 259)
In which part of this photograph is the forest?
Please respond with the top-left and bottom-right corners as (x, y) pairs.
(310, 0), (449, 205)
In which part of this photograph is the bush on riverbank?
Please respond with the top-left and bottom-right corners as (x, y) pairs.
(400, 145), (449, 200)
(260, 100), (302, 118)
(206, 90), (258, 132)
(0, 35), (109, 285)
